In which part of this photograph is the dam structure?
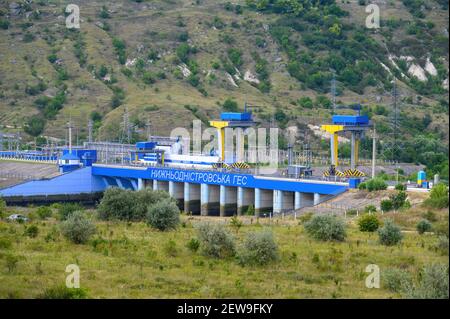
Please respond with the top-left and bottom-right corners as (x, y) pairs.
(0, 111), (366, 216)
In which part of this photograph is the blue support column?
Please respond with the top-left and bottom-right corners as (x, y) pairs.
(254, 188), (261, 217)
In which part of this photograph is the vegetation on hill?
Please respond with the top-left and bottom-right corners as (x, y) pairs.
(0, 0), (448, 179)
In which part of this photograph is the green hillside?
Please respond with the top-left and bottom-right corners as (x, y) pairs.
(0, 0), (448, 176)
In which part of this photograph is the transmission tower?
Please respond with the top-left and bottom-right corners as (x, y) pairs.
(380, 78), (402, 162)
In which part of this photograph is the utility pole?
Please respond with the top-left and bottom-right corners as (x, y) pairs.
(88, 119), (93, 143)
(67, 120), (73, 153)
(372, 123), (376, 178)
(145, 118), (151, 141)
(392, 78), (399, 162)
(331, 70), (337, 113)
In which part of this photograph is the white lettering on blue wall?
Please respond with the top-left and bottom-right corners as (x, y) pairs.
(149, 169), (248, 186)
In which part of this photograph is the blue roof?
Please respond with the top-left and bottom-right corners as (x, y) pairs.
(60, 153), (80, 160)
(332, 115), (369, 125)
(220, 112), (252, 121)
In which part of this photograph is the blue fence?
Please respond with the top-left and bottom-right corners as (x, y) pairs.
(0, 151), (58, 162)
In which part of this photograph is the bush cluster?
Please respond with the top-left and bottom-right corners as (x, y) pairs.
(98, 187), (172, 222)
(358, 178), (387, 192)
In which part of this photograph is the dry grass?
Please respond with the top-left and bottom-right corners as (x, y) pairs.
(0, 204), (447, 299)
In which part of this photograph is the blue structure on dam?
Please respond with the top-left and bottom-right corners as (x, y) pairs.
(0, 111), (363, 216)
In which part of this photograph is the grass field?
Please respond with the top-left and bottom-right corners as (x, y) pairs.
(0, 205), (447, 299)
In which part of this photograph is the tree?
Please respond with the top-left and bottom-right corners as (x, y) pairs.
(424, 183), (449, 209)
(24, 116), (46, 137)
(222, 98), (239, 112)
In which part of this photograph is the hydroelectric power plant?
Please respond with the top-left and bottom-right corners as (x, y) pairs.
(0, 110), (374, 216)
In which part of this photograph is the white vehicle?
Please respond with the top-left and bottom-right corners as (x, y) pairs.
(7, 214), (28, 222)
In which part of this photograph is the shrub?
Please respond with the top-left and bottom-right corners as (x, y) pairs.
(364, 205), (377, 213)
(395, 183), (406, 191)
(364, 178), (388, 192)
(436, 236), (449, 256)
(5, 254), (19, 273)
(378, 219), (403, 246)
(238, 229), (279, 266)
(97, 188), (136, 221)
(146, 198), (180, 231)
(380, 199), (393, 212)
(186, 238), (200, 252)
(416, 219), (432, 234)
(424, 183), (449, 209)
(298, 212), (313, 224)
(36, 206), (52, 220)
(358, 214), (380, 232)
(58, 203), (83, 220)
(134, 188), (171, 221)
(383, 268), (412, 292)
(245, 205), (255, 216)
(229, 215), (243, 233)
(39, 285), (88, 299)
(390, 191), (407, 210)
(304, 215), (347, 242)
(163, 239), (178, 257)
(24, 225), (39, 238)
(0, 237), (12, 249)
(422, 210), (437, 222)
(0, 197), (7, 216)
(403, 264), (449, 299)
(60, 211), (96, 244)
(196, 222), (235, 258)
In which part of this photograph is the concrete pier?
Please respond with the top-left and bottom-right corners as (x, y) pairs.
(237, 187), (254, 216)
(201, 184), (220, 216)
(314, 193), (321, 206)
(255, 188), (273, 217)
(137, 178), (144, 190)
(153, 180), (169, 192)
(220, 185), (237, 217)
(184, 182), (201, 215)
(169, 181), (184, 208)
(273, 190), (295, 214)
